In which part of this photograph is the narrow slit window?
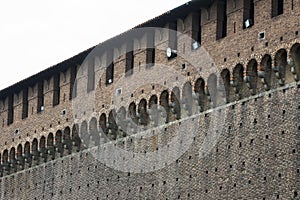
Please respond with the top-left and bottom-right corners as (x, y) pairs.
(7, 94), (14, 125)
(243, 0), (255, 29)
(125, 42), (134, 76)
(146, 30), (155, 67)
(191, 11), (201, 49)
(22, 88), (28, 119)
(69, 66), (77, 100)
(87, 61), (95, 92)
(53, 74), (60, 107)
(37, 81), (44, 113)
(106, 50), (114, 85)
(216, 0), (227, 40)
(169, 22), (178, 51)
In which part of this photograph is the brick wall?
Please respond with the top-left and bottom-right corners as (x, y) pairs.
(0, 0), (299, 199)
(0, 82), (299, 199)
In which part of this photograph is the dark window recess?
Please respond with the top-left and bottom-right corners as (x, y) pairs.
(272, 0), (284, 17)
(146, 30), (155, 67)
(169, 22), (178, 51)
(125, 42), (134, 76)
(7, 94), (14, 125)
(146, 48), (155, 67)
(191, 11), (201, 48)
(87, 61), (95, 92)
(53, 74), (60, 107)
(106, 50), (114, 84)
(22, 88), (28, 119)
(243, 0), (255, 29)
(106, 63), (114, 85)
(216, 0), (227, 40)
(37, 81), (44, 113)
(69, 66), (77, 100)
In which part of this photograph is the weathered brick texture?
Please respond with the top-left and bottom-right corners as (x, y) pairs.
(0, 0), (299, 199)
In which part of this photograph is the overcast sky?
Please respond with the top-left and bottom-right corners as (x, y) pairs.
(0, 0), (188, 90)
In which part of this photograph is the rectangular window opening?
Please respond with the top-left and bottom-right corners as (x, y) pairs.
(22, 88), (28, 119)
(37, 81), (44, 113)
(87, 61), (95, 92)
(125, 42), (134, 76)
(106, 50), (114, 85)
(216, 0), (227, 40)
(146, 30), (155, 67)
(106, 63), (114, 84)
(69, 66), (77, 100)
(191, 11), (201, 49)
(243, 0), (255, 29)
(272, 0), (284, 17)
(169, 22), (178, 51)
(7, 94), (14, 125)
(53, 74), (60, 107)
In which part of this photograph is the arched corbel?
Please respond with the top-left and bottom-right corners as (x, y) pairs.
(230, 76), (238, 93)
(243, 71), (251, 88)
(243, 71), (256, 94)
(288, 56), (298, 81)
(272, 65), (285, 86)
(257, 65), (270, 90)
(204, 84), (211, 101)
(192, 93), (201, 112)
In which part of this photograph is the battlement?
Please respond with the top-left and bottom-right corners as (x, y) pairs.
(0, 0), (299, 199)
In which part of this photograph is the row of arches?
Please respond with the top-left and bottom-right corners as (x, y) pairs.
(83, 44), (300, 141)
(0, 126), (81, 176)
(0, 43), (299, 177)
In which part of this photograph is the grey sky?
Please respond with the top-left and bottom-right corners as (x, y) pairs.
(0, 0), (188, 90)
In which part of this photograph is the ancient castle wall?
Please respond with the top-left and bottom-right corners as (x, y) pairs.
(0, 82), (299, 199)
(0, 0), (299, 199)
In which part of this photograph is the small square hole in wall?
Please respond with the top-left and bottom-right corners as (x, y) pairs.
(181, 63), (186, 70)
(265, 42), (268, 47)
(237, 53), (240, 57)
(258, 31), (265, 40)
(280, 36), (283, 41)
(116, 88), (122, 96)
(296, 31), (299, 36)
